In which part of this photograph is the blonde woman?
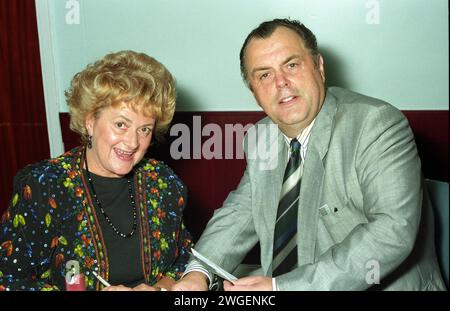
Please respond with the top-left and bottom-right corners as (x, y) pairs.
(0, 50), (193, 291)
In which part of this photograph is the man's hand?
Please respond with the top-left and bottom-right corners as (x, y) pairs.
(223, 276), (273, 291)
(170, 271), (209, 291)
(153, 276), (176, 291)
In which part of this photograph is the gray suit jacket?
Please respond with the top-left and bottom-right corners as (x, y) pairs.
(194, 87), (446, 290)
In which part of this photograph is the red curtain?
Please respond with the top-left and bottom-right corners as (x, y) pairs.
(0, 1), (50, 213)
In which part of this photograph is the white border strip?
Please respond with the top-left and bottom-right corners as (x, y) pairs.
(35, 0), (64, 157)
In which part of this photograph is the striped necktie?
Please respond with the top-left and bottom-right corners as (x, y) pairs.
(272, 138), (302, 277)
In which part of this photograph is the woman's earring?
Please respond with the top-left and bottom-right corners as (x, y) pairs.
(87, 135), (93, 149)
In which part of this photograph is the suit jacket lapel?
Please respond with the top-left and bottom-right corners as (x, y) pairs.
(258, 127), (286, 235)
(254, 124), (287, 272)
(297, 91), (337, 266)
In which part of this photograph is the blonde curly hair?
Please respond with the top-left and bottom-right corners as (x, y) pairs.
(65, 50), (176, 144)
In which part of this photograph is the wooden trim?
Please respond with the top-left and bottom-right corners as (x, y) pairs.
(35, 0), (64, 156)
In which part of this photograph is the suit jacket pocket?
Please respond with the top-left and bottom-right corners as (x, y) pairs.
(317, 202), (368, 245)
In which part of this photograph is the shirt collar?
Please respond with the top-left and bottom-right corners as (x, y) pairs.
(282, 118), (316, 148)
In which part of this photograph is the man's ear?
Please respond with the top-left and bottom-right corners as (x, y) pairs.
(317, 54), (325, 82)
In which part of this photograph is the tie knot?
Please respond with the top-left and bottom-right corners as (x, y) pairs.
(290, 138), (301, 154)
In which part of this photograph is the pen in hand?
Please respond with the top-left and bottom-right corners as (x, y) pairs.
(92, 271), (111, 287)
(92, 271), (167, 291)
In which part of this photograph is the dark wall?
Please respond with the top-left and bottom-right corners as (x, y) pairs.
(60, 110), (449, 241)
(0, 1), (50, 212)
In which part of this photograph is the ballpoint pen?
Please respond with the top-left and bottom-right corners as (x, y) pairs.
(92, 271), (111, 287)
(92, 271), (167, 290)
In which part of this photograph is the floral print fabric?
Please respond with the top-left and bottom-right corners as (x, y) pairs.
(0, 147), (193, 291)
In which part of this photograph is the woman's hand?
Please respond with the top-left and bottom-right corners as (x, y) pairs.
(101, 276), (176, 291)
(101, 285), (133, 291)
(101, 283), (160, 291)
(133, 284), (160, 291)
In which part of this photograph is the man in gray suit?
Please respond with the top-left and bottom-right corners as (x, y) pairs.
(172, 18), (446, 290)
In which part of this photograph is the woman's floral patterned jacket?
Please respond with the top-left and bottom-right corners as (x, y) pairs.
(0, 147), (194, 290)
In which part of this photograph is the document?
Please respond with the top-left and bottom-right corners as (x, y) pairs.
(190, 249), (238, 283)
